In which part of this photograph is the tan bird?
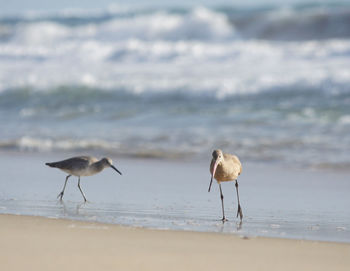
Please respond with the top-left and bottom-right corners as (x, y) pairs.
(208, 149), (243, 222)
(45, 156), (122, 202)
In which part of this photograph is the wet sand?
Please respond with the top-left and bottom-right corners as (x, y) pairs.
(0, 152), (349, 242)
(1, 214), (349, 271)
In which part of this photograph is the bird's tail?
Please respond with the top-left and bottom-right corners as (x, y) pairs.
(45, 162), (56, 167)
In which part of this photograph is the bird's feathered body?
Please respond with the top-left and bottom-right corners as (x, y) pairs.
(46, 156), (102, 177)
(210, 153), (242, 182)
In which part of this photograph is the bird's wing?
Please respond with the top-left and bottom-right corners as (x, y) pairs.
(49, 156), (94, 171)
(225, 154), (242, 175)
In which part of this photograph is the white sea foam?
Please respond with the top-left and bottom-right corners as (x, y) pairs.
(339, 115), (350, 125)
(0, 6), (349, 96)
(13, 22), (70, 45)
(1, 38), (350, 97)
(11, 137), (121, 152)
(9, 7), (235, 44)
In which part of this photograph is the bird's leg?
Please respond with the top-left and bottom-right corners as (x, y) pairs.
(219, 183), (227, 222)
(57, 175), (71, 200)
(235, 180), (243, 221)
(77, 177), (87, 202)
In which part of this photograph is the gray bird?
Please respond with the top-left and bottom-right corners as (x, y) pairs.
(45, 156), (122, 202)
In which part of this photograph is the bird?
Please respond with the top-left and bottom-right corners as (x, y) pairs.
(208, 149), (243, 222)
(45, 156), (122, 202)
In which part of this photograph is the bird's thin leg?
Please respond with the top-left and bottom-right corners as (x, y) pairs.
(219, 183), (227, 222)
(77, 177), (87, 202)
(235, 180), (243, 221)
(57, 175), (71, 200)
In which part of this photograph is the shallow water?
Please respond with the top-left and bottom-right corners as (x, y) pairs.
(0, 153), (349, 243)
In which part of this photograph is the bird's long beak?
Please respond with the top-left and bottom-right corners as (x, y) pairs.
(208, 160), (218, 192)
(111, 165), (122, 175)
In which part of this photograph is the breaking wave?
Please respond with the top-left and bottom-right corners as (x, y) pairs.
(1, 3), (350, 170)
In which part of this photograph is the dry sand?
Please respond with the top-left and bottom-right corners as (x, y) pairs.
(1, 214), (349, 271)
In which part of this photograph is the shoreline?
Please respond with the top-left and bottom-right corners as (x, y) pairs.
(2, 212), (350, 245)
(2, 149), (350, 175)
(1, 214), (350, 271)
(0, 152), (349, 243)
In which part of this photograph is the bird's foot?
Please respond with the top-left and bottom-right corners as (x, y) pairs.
(221, 217), (228, 223)
(57, 192), (64, 200)
(236, 220), (243, 231)
(236, 204), (243, 221)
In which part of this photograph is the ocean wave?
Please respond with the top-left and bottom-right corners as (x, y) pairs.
(1, 4), (350, 41)
(0, 137), (194, 159)
(4, 7), (235, 45)
(1, 135), (349, 171)
(1, 6), (350, 96)
(227, 5), (350, 40)
(0, 38), (350, 96)
(0, 79), (349, 109)
(1, 4), (350, 171)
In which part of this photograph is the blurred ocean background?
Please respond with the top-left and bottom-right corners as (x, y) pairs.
(1, 0), (350, 169)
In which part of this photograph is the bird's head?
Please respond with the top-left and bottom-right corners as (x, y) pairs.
(208, 149), (224, 192)
(212, 149), (224, 166)
(101, 157), (122, 175)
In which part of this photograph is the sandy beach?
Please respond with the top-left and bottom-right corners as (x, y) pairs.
(1, 1), (350, 270)
(1, 214), (349, 271)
